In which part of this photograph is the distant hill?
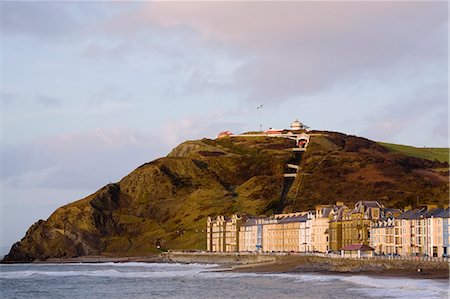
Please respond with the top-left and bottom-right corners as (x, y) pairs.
(3, 131), (449, 262)
(379, 142), (449, 163)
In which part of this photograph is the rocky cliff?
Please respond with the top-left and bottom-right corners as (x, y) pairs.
(3, 132), (448, 262)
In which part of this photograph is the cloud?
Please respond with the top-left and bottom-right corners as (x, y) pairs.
(1, 2), (80, 40)
(0, 91), (14, 108)
(161, 111), (246, 147)
(6, 2), (444, 105)
(0, 128), (167, 190)
(84, 85), (134, 112)
(362, 81), (448, 143)
(0, 2), (134, 41)
(432, 113), (448, 143)
(82, 41), (136, 62)
(35, 94), (62, 108)
(100, 1), (447, 102)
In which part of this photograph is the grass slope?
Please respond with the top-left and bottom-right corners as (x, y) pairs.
(379, 142), (449, 163)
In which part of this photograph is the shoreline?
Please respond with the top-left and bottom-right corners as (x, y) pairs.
(1, 255), (164, 264)
(163, 252), (449, 281)
(2, 253), (448, 281)
(223, 259), (449, 281)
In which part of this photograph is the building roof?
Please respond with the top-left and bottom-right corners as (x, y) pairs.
(266, 128), (284, 134)
(217, 131), (233, 136)
(278, 214), (308, 223)
(340, 244), (375, 251)
(241, 218), (257, 226)
(398, 208), (427, 220)
(291, 119), (302, 126)
(322, 206), (338, 218)
(425, 208), (449, 218)
(436, 208), (449, 218)
(383, 208), (402, 218)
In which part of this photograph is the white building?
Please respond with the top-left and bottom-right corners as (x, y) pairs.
(290, 119), (309, 131)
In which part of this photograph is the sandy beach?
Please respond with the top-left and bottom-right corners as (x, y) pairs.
(225, 255), (450, 280)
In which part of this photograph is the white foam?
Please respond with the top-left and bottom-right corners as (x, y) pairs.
(0, 263), (219, 279)
(1, 262), (216, 268)
(291, 273), (449, 298)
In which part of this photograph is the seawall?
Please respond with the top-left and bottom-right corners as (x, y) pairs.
(162, 252), (280, 265)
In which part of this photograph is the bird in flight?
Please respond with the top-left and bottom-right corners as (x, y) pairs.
(257, 104), (263, 109)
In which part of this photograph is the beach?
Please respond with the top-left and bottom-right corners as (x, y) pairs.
(12, 253), (448, 281)
(225, 255), (449, 280)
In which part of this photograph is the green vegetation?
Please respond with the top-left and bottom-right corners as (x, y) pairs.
(379, 142), (449, 163)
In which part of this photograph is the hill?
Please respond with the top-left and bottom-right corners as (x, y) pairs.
(3, 131), (449, 262)
(379, 142), (449, 163)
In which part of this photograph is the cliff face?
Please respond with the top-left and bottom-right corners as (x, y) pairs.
(3, 133), (448, 262)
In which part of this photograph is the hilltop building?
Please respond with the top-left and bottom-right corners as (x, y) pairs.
(216, 119), (310, 139)
(290, 119), (309, 131)
(216, 131), (233, 138)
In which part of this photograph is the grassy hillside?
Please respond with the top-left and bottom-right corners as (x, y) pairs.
(379, 142), (449, 163)
(3, 133), (449, 261)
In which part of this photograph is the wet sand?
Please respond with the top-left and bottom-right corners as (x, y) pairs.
(225, 256), (449, 280)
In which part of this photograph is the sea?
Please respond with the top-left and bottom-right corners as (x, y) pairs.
(0, 263), (448, 299)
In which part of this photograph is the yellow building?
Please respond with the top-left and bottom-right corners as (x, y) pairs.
(310, 204), (340, 252)
(329, 206), (349, 252)
(370, 217), (395, 255)
(330, 201), (381, 252)
(263, 214), (309, 252)
(411, 212), (427, 255)
(238, 212), (311, 252)
(386, 208), (448, 257)
(239, 218), (274, 252)
(207, 214), (243, 252)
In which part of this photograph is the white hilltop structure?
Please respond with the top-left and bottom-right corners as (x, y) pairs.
(216, 119), (311, 139)
(290, 119), (310, 131)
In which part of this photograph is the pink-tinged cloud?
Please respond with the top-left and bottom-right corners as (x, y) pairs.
(99, 1), (447, 102)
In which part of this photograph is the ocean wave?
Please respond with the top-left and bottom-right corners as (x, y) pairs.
(341, 275), (448, 298)
(0, 264), (221, 279)
(291, 274), (448, 298)
(0, 269), (200, 279)
(1, 265), (448, 299)
(0, 262), (219, 269)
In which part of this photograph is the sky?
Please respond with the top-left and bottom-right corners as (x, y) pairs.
(0, 1), (448, 253)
